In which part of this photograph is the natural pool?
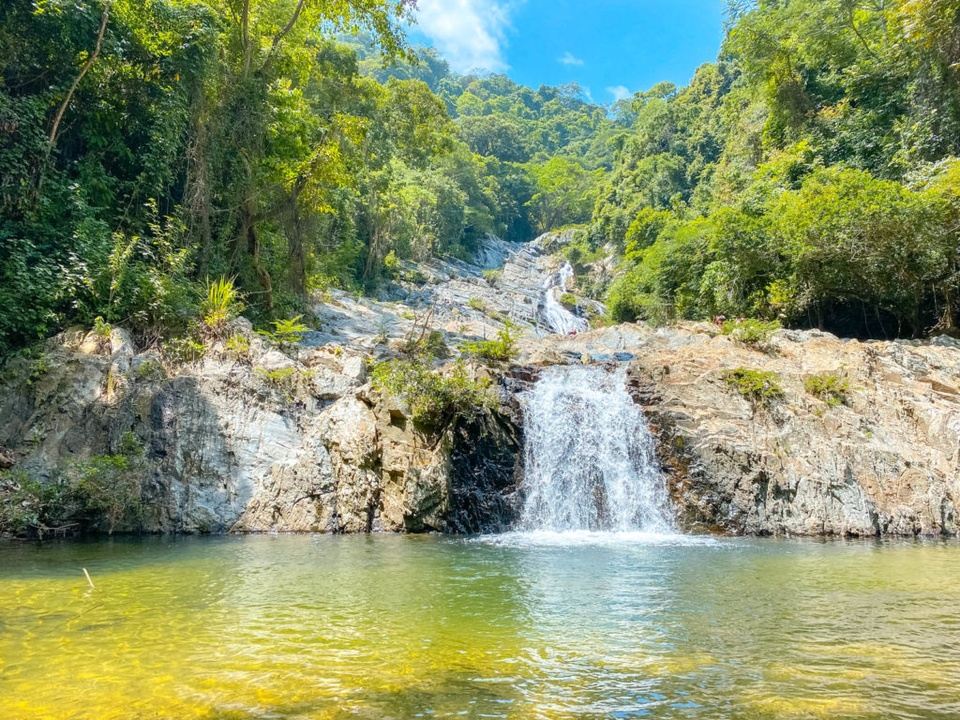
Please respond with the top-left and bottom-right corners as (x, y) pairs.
(1, 533), (959, 720)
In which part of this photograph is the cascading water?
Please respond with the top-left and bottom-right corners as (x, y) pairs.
(541, 262), (588, 335)
(519, 365), (674, 534)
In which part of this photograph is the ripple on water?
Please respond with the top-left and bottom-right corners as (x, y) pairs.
(470, 529), (722, 548)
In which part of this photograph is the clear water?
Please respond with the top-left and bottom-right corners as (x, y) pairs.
(520, 365), (674, 533)
(2, 534), (960, 719)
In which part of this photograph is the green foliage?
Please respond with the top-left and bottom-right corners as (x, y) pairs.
(467, 297), (486, 313)
(526, 157), (603, 234)
(71, 454), (143, 535)
(201, 278), (242, 337)
(26, 354), (52, 388)
(1, 431), (147, 537)
(804, 372), (851, 408)
(400, 329), (450, 360)
(134, 359), (165, 382)
(591, 0), (960, 340)
(224, 333), (251, 360)
(163, 337), (206, 365)
(255, 366), (313, 401)
(559, 292), (578, 309)
(722, 368), (785, 406)
(258, 316), (309, 349)
(721, 319), (781, 349)
(371, 358), (495, 431)
(0, 471), (69, 538)
(460, 322), (519, 364)
(93, 316), (112, 342)
(482, 269), (501, 285)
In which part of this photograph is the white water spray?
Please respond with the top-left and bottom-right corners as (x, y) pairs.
(519, 365), (674, 533)
(541, 262), (588, 335)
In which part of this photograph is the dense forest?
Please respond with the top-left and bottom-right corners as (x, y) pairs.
(2, 0), (960, 355)
(0, 0), (612, 353)
(595, 0), (960, 338)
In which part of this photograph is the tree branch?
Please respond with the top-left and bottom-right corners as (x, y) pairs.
(47, 1), (111, 151)
(261, 0), (308, 74)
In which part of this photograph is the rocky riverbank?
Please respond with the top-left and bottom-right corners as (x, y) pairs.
(2, 232), (960, 538)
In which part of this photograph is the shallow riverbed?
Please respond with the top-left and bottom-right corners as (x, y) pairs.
(1, 533), (959, 719)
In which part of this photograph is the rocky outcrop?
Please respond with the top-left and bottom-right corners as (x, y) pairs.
(5, 228), (960, 539)
(0, 321), (521, 535)
(546, 323), (960, 537)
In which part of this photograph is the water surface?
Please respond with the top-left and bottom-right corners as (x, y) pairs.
(1, 534), (959, 719)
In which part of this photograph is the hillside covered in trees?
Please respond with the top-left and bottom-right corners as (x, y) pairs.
(2, 0), (960, 354)
(0, 0), (614, 354)
(595, 0), (960, 338)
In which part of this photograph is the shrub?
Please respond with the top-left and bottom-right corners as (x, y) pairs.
(163, 336), (205, 364)
(383, 250), (400, 274)
(721, 319), (781, 349)
(69, 432), (145, 535)
(201, 277), (243, 337)
(93, 316), (112, 351)
(559, 292), (578, 309)
(460, 322), (519, 364)
(258, 315), (308, 349)
(722, 368), (784, 406)
(401, 329), (449, 360)
(255, 366), (313, 401)
(0, 470), (69, 538)
(482, 269), (501, 285)
(803, 372), (850, 407)
(467, 297), (486, 313)
(372, 358), (495, 431)
(224, 333), (251, 360)
(26, 354), (51, 387)
(134, 359), (165, 381)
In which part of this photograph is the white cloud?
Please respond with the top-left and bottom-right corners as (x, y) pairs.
(607, 85), (632, 103)
(414, 0), (516, 73)
(558, 51), (584, 67)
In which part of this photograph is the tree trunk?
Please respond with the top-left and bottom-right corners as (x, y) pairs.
(241, 196), (273, 313)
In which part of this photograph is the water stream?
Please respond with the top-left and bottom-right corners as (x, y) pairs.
(540, 262), (588, 335)
(518, 364), (674, 535)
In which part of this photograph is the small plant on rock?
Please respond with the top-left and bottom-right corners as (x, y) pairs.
(722, 367), (784, 407)
(467, 297), (486, 313)
(201, 277), (243, 337)
(803, 372), (850, 407)
(482, 269), (501, 285)
(255, 366), (314, 401)
(93, 316), (112, 352)
(372, 358), (495, 431)
(721, 319), (781, 350)
(163, 336), (205, 365)
(258, 315), (309, 350)
(461, 321), (519, 364)
(559, 292), (578, 310)
(224, 333), (251, 361)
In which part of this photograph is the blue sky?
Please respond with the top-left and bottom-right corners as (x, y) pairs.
(410, 0), (727, 104)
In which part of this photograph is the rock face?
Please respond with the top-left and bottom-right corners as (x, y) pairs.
(0, 322), (521, 534)
(545, 323), (960, 537)
(4, 230), (960, 538)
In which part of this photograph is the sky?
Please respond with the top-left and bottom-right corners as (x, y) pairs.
(410, 0), (727, 105)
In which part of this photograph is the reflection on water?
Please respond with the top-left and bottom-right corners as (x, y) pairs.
(1, 535), (959, 719)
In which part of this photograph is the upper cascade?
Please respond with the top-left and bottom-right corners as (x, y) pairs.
(518, 364), (675, 533)
(540, 262), (589, 335)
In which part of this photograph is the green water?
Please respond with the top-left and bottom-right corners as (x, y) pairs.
(1, 533), (959, 720)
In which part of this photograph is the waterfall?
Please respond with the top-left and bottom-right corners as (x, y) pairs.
(541, 262), (588, 335)
(519, 365), (674, 533)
